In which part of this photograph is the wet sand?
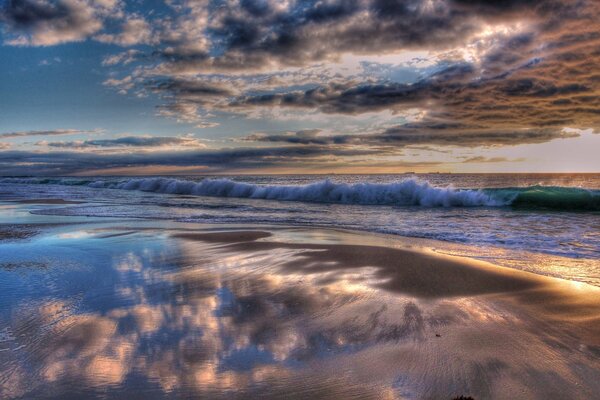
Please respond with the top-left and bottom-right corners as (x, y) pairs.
(0, 218), (599, 399)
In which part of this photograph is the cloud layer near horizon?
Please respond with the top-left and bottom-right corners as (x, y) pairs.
(38, 135), (207, 149)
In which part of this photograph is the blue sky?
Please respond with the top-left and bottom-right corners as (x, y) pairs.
(1, 0), (599, 175)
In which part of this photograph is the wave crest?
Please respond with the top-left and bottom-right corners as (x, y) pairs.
(3, 177), (599, 210)
(65, 177), (502, 207)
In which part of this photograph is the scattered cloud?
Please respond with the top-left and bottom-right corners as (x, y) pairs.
(155, 102), (219, 129)
(38, 135), (207, 150)
(242, 130), (329, 145)
(462, 156), (525, 163)
(95, 17), (153, 46)
(101, 49), (142, 66)
(39, 56), (61, 66)
(103, 75), (134, 94)
(0, 129), (98, 139)
(243, 125), (580, 148)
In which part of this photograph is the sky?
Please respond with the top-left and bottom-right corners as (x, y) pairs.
(0, 0), (599, 175)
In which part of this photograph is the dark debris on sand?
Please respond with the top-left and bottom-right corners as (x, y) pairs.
(0, 261), (48, 270)
(0, 225), (39, 241)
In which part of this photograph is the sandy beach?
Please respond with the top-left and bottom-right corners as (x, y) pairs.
(0, 200), (599, 399)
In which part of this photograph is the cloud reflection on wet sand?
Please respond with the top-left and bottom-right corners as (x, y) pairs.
(1, 226), (599, 399)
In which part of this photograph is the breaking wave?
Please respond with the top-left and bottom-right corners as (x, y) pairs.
(1, 177), (599, 210)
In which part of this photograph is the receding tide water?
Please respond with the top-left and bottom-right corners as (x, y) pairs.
(1, 174), (600, 399)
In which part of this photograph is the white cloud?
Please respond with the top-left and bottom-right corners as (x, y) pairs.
(95, 17), (153, 46)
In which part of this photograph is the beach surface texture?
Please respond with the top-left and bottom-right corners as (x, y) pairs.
(0, 198), (599, 399)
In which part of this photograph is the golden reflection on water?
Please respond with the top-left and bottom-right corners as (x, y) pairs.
(432, 238), (600, 287)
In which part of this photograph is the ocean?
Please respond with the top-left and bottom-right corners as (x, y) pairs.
(2, 173), (599, 285)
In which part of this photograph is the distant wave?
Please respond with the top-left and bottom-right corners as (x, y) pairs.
(487, 186), (600, 211)
(2, 177), (599, 210)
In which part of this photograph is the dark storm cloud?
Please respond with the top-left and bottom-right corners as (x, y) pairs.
(157, 0), (571, 73)
(148, 79), (235, 99)
(3, 0), (81, 28)
(228, 71), (596, 120)
(0, 129), (96, 138)
(219, 0), (600, 146)
(244, 125), (580, 148)
(228, 63), (475, 114)
(375, 124), (581, 147)
(146, 78), (234, 117)
(242, 130), (340, 145)
(242, 131), (349, 146)
(0, 0), (113, 45)
(500, 79), (589, 98)
(41, 136), (206, 148)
